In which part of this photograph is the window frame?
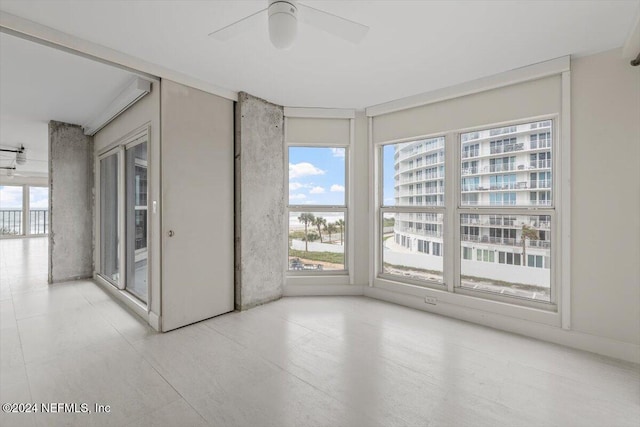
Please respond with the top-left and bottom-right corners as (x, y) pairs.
(377, 132), (448, 289)
(95, 128), (151, 308)
(284, 118), (354, 284)
(373, 114), (563, 315)
(454, 115), (558, 311)
(0, 184), (49, 238)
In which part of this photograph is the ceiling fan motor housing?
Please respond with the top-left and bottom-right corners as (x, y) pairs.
(268, 0), (298, 49)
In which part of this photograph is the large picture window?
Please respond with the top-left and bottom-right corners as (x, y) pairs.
(0, 185), (49, 237)
(287, 146), (347, 274)
(458, 120), (554, 304)
(376, 118), (557, 309)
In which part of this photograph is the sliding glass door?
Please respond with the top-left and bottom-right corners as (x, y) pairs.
(100, 153), (120, 284)
(125, 141), (148, 303)
(98, 132), (149, 305)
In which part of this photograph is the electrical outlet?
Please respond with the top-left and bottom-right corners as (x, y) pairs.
(425, 296), (437, 305)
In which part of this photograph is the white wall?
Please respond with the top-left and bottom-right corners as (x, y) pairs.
(570, 49), (640, 346)
(360, 49), (640, 362)
(353, 111), (370, 286)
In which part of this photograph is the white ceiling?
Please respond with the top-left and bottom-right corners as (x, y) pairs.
(1, 0), (638, 110)
(0, 32), (139, 177)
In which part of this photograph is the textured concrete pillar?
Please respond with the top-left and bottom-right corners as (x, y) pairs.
(49, 121), (94, 283)
(235, 92), (285, 310)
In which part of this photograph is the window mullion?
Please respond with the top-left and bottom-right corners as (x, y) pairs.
(445, 131), (457, 293)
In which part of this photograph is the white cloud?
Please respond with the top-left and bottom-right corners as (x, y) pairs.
(289, 193), (307, 200)
(309, 186), (325, 194)
(330, 184), (345, 192)
(289, 182), (307, 191)
(0, 185), (23, 209)
(289, 162), (325, 179)
(29, 188), (49, 208)
(330, 148), (345, 158)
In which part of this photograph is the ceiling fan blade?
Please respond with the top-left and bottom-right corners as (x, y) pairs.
(208, 8), (268, 41)
(298, 3), (368, 44)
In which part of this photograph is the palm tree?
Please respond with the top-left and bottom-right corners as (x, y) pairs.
(297, 212), (315, 252)
(313, 216), (326, 243)
(336, 219), (345, 245)
(325, 222), (338, 243)
(521, 224), (539, 266)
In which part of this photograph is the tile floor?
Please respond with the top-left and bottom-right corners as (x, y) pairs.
(1, 237), (639, 426)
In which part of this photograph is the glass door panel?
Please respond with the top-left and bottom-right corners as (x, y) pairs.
(125, 141), (148, 303)
(100, 154), (120, 284)
(29, 187), (49, 235)
(0, 185), (23, 236)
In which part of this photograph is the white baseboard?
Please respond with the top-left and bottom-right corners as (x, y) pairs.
(364, 286), (640, 364)
(148, 311), (161, 332)
(93, 275), (161, 332)
(284, 283), (365, 296)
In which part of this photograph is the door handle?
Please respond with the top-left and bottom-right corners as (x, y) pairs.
(168, 230), (175, 237)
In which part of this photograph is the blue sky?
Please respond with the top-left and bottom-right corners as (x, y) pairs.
(288, 145), (397, 206)
(288, 147), (345, 206)
(383, 144), (396, 206)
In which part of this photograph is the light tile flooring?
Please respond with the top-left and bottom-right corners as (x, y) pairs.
(1, 238), (639, 427)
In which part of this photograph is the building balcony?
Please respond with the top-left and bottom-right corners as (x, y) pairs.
(529, 200), (552, 206)
(461, 150), (480, 159)
(398, 158), (444, 173)
(399, 227), (442, 238)
(461, 217), (550, 229)
(530, 180), (552, 189)
(489, 143), (525, 155)
(461, 233), (550, 248)
(0, 209), (49, 236)
(397, 174), (444, 185)
(397, 143), (445, 162)
(530, 140), (552, 150)
(529, 160), (552, 170)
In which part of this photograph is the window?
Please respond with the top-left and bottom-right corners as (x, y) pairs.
(489, 192), (516, 206)
(528, 255), (546, 268)
(0, 185), (49, 237)
(0, 185), (23, 236)
(288, 147), (347, 273)
(489, 156), (515, 172)
(462, 143), (479, 159)
(459, 119), (554, 303)
(462, 177), (479, 192)
(29, 187), (49, 235)
(380, 136), (445, 285)
(376, 117), (557, 308)
(125, 141), (148, 302)
(100, 153), (119, 283)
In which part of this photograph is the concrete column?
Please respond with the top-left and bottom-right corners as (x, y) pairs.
(235, 92), (285, 310)
(48, 121), (94, 283)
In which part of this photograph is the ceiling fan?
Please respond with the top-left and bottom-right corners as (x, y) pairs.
(209, 0), (369, 49)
